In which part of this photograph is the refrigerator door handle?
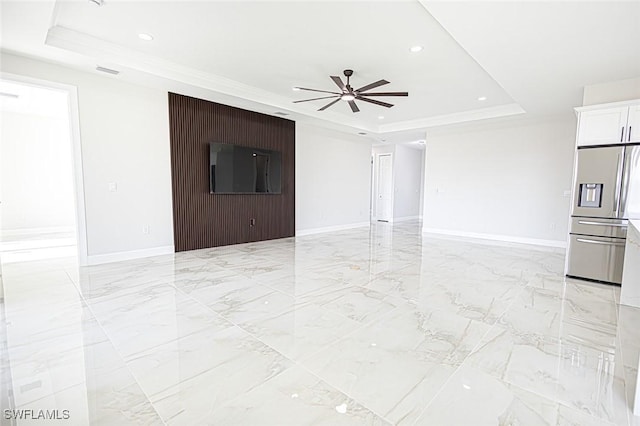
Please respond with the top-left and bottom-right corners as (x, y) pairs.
(577, 220), (627, 227)
(614, 152), (623, 216)
(576, 238), (626, 246)
(620, 146), (640, 219)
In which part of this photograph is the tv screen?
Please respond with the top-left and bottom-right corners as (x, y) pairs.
(209, 143), (282, 194)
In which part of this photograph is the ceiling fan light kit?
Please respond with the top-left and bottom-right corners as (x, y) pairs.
(293, 69), (408, 113)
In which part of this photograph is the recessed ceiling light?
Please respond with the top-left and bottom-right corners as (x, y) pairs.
(292, 87), (301, 91)
(138, 33), (154, 41)
(477, 96), (487, 101)
(410, 46), (423, 53)
(378, 115), (384, 120)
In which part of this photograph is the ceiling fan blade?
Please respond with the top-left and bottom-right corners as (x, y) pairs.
(356, 96), (393, 108)
(359, 92), (408, 97)
(330, 76), (347, 92)
(348, 100), (360, 113)
(318, 98), (341, 111)
(355, 79), (389, 93)
(293, 95), (340, 103)
(295, 87), (341, 95)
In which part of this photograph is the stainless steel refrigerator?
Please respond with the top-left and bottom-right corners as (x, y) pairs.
(567, 144), (640, 284)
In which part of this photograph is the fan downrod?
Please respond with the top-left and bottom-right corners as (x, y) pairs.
(343, 69), (353, 89)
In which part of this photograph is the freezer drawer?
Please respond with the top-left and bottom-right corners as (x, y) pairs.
(570, 217), (628, 238)
(567, 234), (626, 284)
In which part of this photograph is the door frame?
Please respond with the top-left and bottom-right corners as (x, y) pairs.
(372, 152), (394, 222)
(1, 72), (89, 266)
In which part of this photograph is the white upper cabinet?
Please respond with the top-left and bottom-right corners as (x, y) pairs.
(577, 106), (629, 146)
(577, 101), (640, 146)
(627, 104), (640, 143)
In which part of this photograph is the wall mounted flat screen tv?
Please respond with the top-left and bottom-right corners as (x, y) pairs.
(209, 143), (282, 194)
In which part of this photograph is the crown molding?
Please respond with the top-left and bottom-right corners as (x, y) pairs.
(379, 103), (526, 133)
(575, 98), (640, 113)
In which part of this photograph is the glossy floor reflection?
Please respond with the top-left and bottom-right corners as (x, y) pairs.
(1, 221), (639, 425)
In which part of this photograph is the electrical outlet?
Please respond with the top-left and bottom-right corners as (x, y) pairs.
(142, 225), (150, 234)
(250, 218), (256, 227)
(108, 182), (117, 192)
(550, 223), (556, 230)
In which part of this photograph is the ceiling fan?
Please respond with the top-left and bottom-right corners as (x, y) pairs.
(293, 69), (408, 113)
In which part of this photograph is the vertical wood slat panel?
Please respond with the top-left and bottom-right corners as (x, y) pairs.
(168, 93), (295, 252)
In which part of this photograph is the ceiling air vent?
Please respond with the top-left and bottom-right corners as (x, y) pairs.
(96, 66), (120, 75)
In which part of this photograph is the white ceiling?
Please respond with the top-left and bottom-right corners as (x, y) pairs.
(423, 0), (640, 117)
(1, 1), (639, 142)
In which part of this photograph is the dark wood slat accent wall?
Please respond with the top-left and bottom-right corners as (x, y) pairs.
(168, 93), (295, 252)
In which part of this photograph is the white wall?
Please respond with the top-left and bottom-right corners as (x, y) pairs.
(296, 123), (372, 233)
(393, 144), (423, 220)
(422, 117), (576, 245)
(1, 53), (174, 259)
(0, 109), (75, 231)
(583, 76), (640, 106)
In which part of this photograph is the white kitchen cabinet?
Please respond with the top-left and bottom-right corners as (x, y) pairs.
(576, 101), (640, 146)
(577, 106), (629, 146)
(627, 104), (640, 143)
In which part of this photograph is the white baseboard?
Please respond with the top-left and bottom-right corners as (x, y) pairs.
(422, 228), (567, 249)
(393, 215), (422, 223)
(296, 222), (370, 237)
(87, 245), (175, 265)
(1, 226), (75, 237)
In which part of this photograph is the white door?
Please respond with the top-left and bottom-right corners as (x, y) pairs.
(577, 107), (629, 146)
(627, 104), (640, 143)
(376, 154), (393, 222)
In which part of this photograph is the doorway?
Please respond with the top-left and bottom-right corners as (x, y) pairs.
(374, 153), (393, 222)
(0, 76), (87, 265)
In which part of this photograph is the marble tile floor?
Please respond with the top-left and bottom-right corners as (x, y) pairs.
(1, 221), (639, 425)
